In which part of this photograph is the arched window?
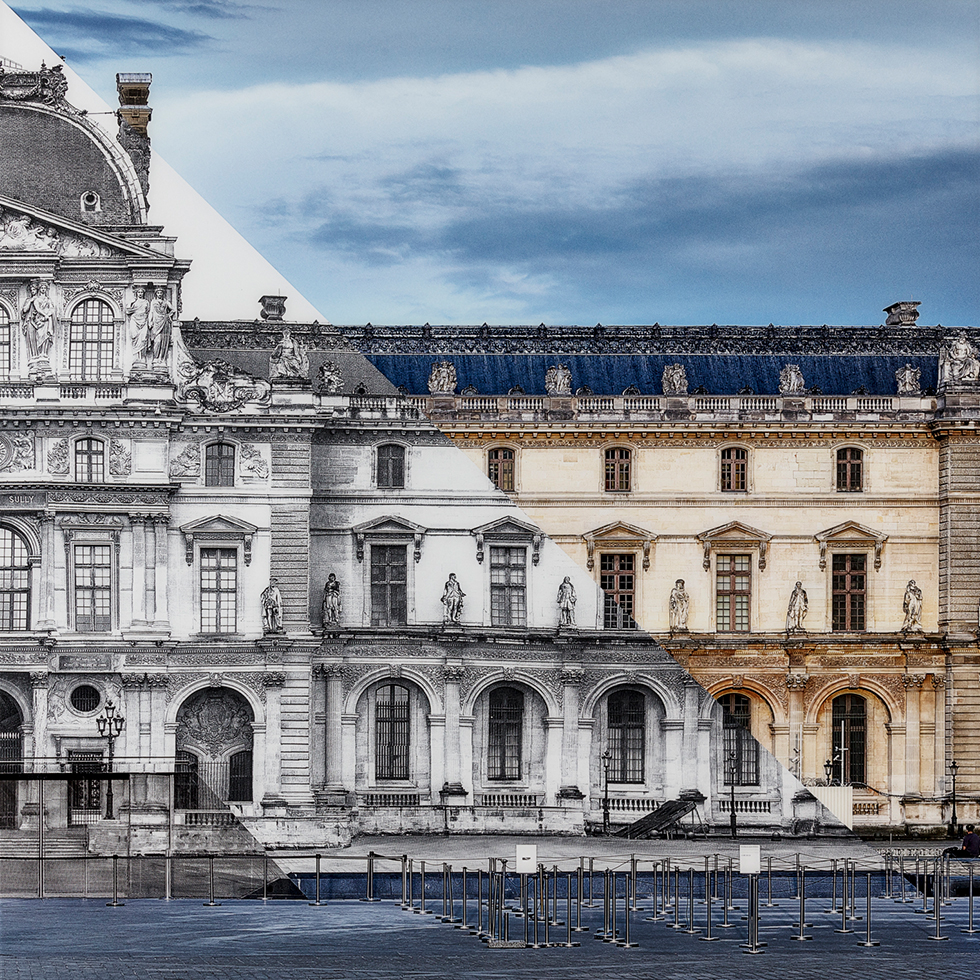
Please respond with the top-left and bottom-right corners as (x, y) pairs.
(831, 694), (866, 785)
(375, 684), (410, 780)
(74, 438), (105, 483)
(604, 447), (631, 492)
(0, 528), (31, 631)
(488, 448), (515, 491)
(720, 447), (748, 492)
(720, 693), (758, 785)
(0, 690), (24, 829)
(0, 305), (10, 376)
(69, 299), (114, 380)
(836, 447), (863, 491)
(488, 687), (523, 780)
(608, 689), (644, 782)
(204, 443), (236, 487)
(377, 444), (405, 488)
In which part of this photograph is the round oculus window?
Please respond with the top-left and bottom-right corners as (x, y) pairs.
(69, 684), (101, 713)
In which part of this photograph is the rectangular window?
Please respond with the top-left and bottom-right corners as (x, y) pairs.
(488, 689), (523, 780)
(716, 554), (750, 632)
(720, 448), (748, 491)
(0, 311), (10, 375)
(376, 685), (410, 780)
(200, 548), (238, 633)
(604, 447), (631, 492)
(371, 545), (408, 626)
(600, 553), (636, 629)
(204, 444), (236, 487)
(74, 439), (105, 483)
(608, 691), (645, 782)
(832, 553), (866, 631)
(836, 448), (863, 492)
(487, 448), (515, 491)
(377, 445), (406, 488)
(490, 547), (527, 627)
(74, 544), (112, 632)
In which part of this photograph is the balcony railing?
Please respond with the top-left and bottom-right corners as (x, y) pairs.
(477, 793), (541, 807)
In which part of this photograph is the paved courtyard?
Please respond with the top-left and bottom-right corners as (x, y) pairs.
(2, 880), (977, 980)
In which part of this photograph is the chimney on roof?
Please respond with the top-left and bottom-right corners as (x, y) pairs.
(883, 300), (920, 326)
(115, 72), (152, 202)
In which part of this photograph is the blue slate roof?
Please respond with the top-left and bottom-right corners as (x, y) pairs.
(364, 353), (938, 397)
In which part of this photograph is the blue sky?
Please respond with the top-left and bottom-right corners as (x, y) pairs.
(10, 0), (980, 326)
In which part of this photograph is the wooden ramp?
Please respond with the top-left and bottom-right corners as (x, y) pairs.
(614, 799), (699, 839)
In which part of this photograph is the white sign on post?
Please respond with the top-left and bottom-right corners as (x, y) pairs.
(515, 844), (537, 873)
(739, 844), (761, 875)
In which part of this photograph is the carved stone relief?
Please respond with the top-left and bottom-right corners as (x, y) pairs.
(175, 687), (254, 755)
(169, 443), (201, 478)
(661, 363), (688, 395)
(239, 443), (269, 480)
(544, 364), (572, 396)
(47, 439), (69, 475)
(427, 360), (457, 395)
(108, 439), (131, 477)
(779, 364), (806, 394)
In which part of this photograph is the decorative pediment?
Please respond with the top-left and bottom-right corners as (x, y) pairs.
(179, 515), (257, 565)
(583, 521), (657, 570)
(353, 515), (427, 563)
(814, 521), (887, 571)
(0, 197), (163, 259)
(472, 516), (542, 565)
(697, 521), (773, 571)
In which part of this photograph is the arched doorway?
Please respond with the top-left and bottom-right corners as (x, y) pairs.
(174, 688), (254, 809)
(0, 690), (24, 828)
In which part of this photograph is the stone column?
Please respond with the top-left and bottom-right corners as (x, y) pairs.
(310, 665), (327, 790)
(681, 677), (700, 791)
(932, 675), (946, 797)
(323, 665), (345, 791)
(147, 675), (169, 770)
(260, 672), (287, 808)
(130, 515), (147, 627)
(121, 673), (147, 764)
(903, 674), (925, 798)
(441, 665), (467, 798)
(152, 515), (170, 629)
(785, 673), (809, 780)
(29, 672), (48, 766)
(558, 667), (584, 799)
(37, 515), (56, 631)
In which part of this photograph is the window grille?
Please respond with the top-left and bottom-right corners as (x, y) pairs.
(488, 687), (523, 780)
(720, 693), (759, 785)
(608, 689), (645, 782)
(376, 684), (410, 780)
(490, 547), (526, 626)
(600, 553), (636, 629)
(832, 694), (866, 784)
(371, 545), (408, 626)
(0, 528), (30, 631)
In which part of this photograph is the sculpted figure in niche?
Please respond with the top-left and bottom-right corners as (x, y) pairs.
(895, 363), (921, 395)
(261, 579), (284, 634)
(557, 576), (577, 626)
(270, 327), (310, 380)
(127, 286), (151, 361)
(21, 279), (55, 362)
(544, 364), (572, 396)
(938, 333), (980, 388)
(661, 363), (688, 395)
(779, 363), (806, 395)
(441, 573), (465, 624)
(669, 579), (690, 631)
(903, 580), (923, 632)
(148, 286), (176, 362)
(427, 359), (457, 395)
(321, 574), (342, 627)
(319, 360), (343, 393)
(785, 581), (808, 632)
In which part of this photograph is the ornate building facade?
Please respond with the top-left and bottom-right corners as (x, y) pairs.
(345, 316), (980, 833)
(0, 67), (819, 853)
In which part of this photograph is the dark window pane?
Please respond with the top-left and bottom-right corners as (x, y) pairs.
(716, 554), (751, 632)
(720, 693), (758, 785)
(490, 547), (526, 626)
(488, 448), (515, 491)
(832, 553), (866, 631)
(0, 528), (31, 631)
(836, 447), (863, 492)
(204, 443), (236, 487)
(200, 548), (237, 633)
(228, 750), (253, 801)
(488, 687), (523, 780)
(377, 445), (405, 488)
(74, 545), (112, 632)
(600, 553), (636, 629)
(832, 694), (866, 784)
(608, 689), (644, 782)
(604, 447), (631, 492)
(376, 684), (410, 780)
(720, 447), (747, 492)
(371, 545), (408, 626)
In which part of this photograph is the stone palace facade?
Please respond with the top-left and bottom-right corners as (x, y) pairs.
(0, 67), (819, 853)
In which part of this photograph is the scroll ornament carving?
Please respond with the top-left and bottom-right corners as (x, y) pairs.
(47, 438), (69, 475)
(442, 665), (466, 683)
(174, 330), (271, 413)
(0, 63), (68, 105)
(0, 433), (35, 471)
(262, 672), (286, 688)
(109, 439), (131, 477)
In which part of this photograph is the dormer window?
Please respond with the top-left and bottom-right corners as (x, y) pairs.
(75, 438), (105, 483)
(80, 191), (101, 213)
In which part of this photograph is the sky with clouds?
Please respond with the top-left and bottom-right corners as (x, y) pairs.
(7, 0), (980, 326)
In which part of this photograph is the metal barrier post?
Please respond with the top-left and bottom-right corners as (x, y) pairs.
(165, 853), (171, 901)
(827, 858), (838, 913)
(683, 867), (699, 934)
(792, 852), (801, 899)
(401, 855), (409, 909)
(362, 852), (377, 903)
(308, 853), (323, 907)
(835, 860), (853, 934)
(558, 871), (581, 947)
(440, 864), (448, 921)
(457, 867), (468, 930)
(895, 855), (907, 903)
(418, 860), (430, 915)
(766, 855), (775, 907)
(573, 861), (588, 931)
(791, 866), (811, 941)
(726, 857), (738, 910)
(204, 855), (221, 907)
(476, 869), (484, 936)
(106, 854), (125, 907)
(718, 862), (735, 928)
(963, 863), (977, 934)
(503, 870), (510, 942)
(447, 863), (460, 923)
(741, 873), (765, 954)
(700, 858), (719, 942)
(587, 856), (595, 907)
(550, 863), (560, 925)
(857, 872), (880, 947)
(262, 853), (269, 903)
(927, 858), (948, 941)
(595, 868), (609, 940)
(848, 859), (860, 920)
(604, 871), (618, 943)
(407, 858), (415, 912)
(530, 874), (543, 948)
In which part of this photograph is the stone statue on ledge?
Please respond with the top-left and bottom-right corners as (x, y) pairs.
(544, 364), (572, 396)
(662, 363), (688, 395)
(270, 327), (310, 380)
(322, 574), (342, 627)
(261, 579), (284, 634)
(21, 279), (55, 371)
(779, 364), (806, 395)
(669, 579), (689, 631)
(557, 576), (577, 627)
(441, 573), (465, 624)
(427, 359), (457, 395)
(902, 580), (923, 632)
(895, 363), (921, 395)
(938, 333), (980, 389)
(785, 581), (808, 632)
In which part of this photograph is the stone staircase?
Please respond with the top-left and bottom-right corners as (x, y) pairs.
(0, 830), (89, 857)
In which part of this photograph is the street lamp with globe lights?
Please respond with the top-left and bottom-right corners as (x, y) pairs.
(96, 699), (124, 820)
(601, 749), (612, 834)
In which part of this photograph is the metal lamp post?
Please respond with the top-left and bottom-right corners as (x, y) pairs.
(601, 749), (612, 835)
(96, 699), (125, 820)
(949, 760), (959, 838)
(824, 759), (833, 785)
(728, 751), (738, 839)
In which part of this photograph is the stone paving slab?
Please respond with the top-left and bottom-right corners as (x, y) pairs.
(1, 893), (977, 980)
